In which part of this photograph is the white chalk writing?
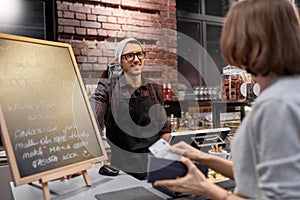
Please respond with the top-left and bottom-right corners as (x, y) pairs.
(15, 136), (52, 151)
(15, 126), (57, 138)
(49, 144), (71, 153)
(22, 146), (44, 159)
(69, 131), (90, 140)
(7, 100), (63, 112)
(28, 113), (55, 120)
(73, 141), (89, 149)
(53, 134), (68, 143)
(62, 152), (79, 160)
(15, 139), (39, 150)
(32, 155), (58, 168)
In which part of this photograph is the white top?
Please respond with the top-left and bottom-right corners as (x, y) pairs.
(231, 76), (300, 199)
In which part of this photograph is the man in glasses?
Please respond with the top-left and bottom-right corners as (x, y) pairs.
(90, 38), (171, 180)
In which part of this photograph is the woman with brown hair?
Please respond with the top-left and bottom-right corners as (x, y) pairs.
(154, 0), (300, 199)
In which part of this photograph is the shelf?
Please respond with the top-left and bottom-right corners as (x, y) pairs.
(164, 99), (213, 117)
(212, 101), (248, 128)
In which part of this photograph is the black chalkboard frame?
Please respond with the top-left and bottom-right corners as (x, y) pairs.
(0, 33), (108, 187)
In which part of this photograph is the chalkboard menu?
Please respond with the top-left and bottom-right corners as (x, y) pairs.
(0, 33), (107, 186)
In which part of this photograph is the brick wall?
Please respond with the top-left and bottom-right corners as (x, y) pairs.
(56, 0), (178, 88)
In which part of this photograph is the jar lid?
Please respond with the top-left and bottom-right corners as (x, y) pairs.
(222, 65), (245, 75)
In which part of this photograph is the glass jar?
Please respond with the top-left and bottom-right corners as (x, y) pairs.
(221, 65), (246, 101)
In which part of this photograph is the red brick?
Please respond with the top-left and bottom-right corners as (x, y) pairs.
(165, 18), (176, 26)
(76, 56), (87, 63)
(169, 6), (176, 13)
(97, 57), (109, 64)
(103, 42), (116, 50)
(69, 4), (91, 14)
(141, 0), (154, 3)
(71, 41), (86, 49)
(76, 27), (86, 35)
(81, 21), (101, 28)
(76, 13), (86, 20)
(127, 19), (141, 26)
(102, 23), (121, 30)
(148, 15), (160, 22)
(102, 49), (114, 57)
(160, 11), (167, 18)
(93, 64), (107, 71)
(58, 19), (80, 26)
(82, 48), (102, 56)
(87, 29), (98, 35)
(117, 17), (126, 24)
(81, 64), (93, 70)
(126, 32), (139, 38)
(57, 11), (63, 18)
(107, 30), (117, 37)
(64, 11), (75, 19)
(87, 14), (97, 21)
(92, 7), (111, 15)
(121, 0), (141, 9)
(72, 48), (81, 55)
(57, 2), (69, 11)
(97, 41), (110, 49)
(64, 26), (75, 34)
(121, 24), (140, 32)
(101, 0), (120, 5)
(140, 27), (155, 34)
(141, 2), (160, 10)
(143, 21), (160, 27)
(98, 29), (108, 37)
(169, 1), (176, 7)
(97, 15), (107, 23)
(112, 9), (127, 18)
(87, 56), (98, 63)
(107, 16), (117, 23)
(116, 31), (126, 38)
(58, 26), (63, 33)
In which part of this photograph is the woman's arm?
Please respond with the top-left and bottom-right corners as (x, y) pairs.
(202, 154), (234, 180)
(154, 156), (244, 200)
(170, 141), (234, 179)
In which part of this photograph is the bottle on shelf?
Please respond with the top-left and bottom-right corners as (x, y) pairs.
(162, 83), (167, 101)
(194, 86), (199, 100)
(179, 111), (185, 128)
(199, 87), (204, 100)
(166, 83), (173, 101)
(169, 114), (178, 132)
(184, 112), (193, 129)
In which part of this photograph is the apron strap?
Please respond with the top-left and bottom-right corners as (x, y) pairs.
(109, 77), (120, 107)
(146, 83), (160, 104)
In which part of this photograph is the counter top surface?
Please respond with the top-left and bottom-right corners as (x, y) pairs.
(10, 165), (170, 200)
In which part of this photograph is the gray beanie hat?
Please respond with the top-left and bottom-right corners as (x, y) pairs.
(114, 38), (143, 65)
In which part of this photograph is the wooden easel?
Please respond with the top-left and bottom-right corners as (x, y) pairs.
(38, 164), (92, 200)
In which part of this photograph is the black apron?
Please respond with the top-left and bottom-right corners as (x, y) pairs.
(106, 82), (163, 180)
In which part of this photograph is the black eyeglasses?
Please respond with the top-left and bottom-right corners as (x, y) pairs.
(121, 51), (146, 61)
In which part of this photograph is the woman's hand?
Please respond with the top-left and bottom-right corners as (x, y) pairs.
(170, 141), (208, 162)
(170, 141), (234, 179)
(154, 156), (211, 196)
